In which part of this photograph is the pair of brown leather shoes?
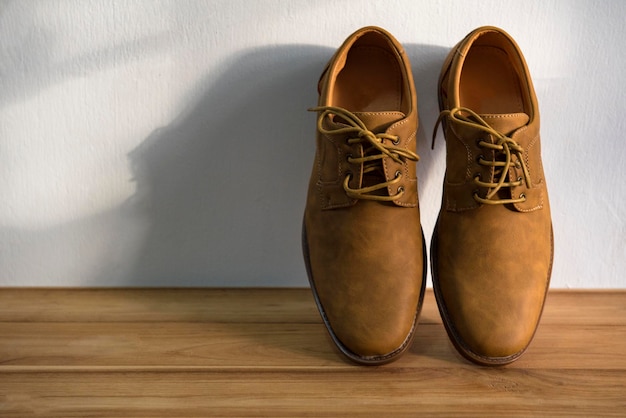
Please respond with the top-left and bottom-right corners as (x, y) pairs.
(302, 26), (553, 366)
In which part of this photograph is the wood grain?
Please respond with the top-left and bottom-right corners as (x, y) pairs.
(2, 288), (623, 324)
(1, 289), (625, 416)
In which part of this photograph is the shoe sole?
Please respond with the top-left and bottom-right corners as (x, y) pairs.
(302, 219), (427, 365)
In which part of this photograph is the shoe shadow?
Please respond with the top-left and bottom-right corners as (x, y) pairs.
(125, 43), (451, 364)
(405, 43), (449, 184)
(405, 43), (450, 284)
(125, 43), (449, 288)
(126, 44), (333, 287)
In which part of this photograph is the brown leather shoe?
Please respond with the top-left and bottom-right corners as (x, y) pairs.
(431, 26), (553, 366)
(302, 26), (426, 365)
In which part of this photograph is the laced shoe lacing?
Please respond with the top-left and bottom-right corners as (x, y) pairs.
(311, 106), (420, 202)
(433, 107), (532, 205)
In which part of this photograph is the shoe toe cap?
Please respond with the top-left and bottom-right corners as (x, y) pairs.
(454, 316), (534, 361)
(329, 305), (419, 361)
(438, 280), (547, 364)
(314, 269), (423, 363)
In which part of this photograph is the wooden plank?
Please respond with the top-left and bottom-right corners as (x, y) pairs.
(1, 321), (625, 370)
(0, 288), (323, 324)
(1, 370), (624, 417)
(1, 289), (625, 416)
(542, 290), (626, 325)
(1, 289), (625, 325)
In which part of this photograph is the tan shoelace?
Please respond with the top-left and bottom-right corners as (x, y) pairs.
(432, 107), (532, 205)
(310, 106), (419, 201)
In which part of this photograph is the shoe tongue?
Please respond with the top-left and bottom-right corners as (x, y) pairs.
(480, 113), (530, 136)
(352, 111), (405, 132)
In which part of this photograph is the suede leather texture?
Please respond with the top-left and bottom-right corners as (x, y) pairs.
(303, 27), (425, 364)
(432, 26), (553, 365)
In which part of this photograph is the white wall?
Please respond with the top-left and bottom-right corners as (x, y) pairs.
(1, 0), (624, 288)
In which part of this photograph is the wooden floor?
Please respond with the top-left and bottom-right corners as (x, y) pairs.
(0, 289), (625, 417)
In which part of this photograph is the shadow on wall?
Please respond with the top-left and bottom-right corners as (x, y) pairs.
(404, 44), (449, 189)
(125, 45), (331, 286)
(123, 43), (449, 287)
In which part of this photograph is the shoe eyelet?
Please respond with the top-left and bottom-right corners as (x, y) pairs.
(517, 176), (523, 182)
(519, 192), (526, 200)
(346, 153), (353, 163)
(476, 154), (485, 164)
(393, 137), (400, 145)
(476, 138), (484, 147)
(397, 186), (404, 194)
(395, 170), (402, 179)
(515, 161), (522, 169)
(474, 172), (482, 181)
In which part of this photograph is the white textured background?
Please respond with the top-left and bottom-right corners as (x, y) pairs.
(1, 0), (624, 287)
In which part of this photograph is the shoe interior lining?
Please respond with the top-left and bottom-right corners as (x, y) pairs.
(460, 40), (528, 115)
(332, 34), (405, 113)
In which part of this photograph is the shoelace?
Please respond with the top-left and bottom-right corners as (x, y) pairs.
(432, 106), (532, 205)
(310, 106), (420, 201)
